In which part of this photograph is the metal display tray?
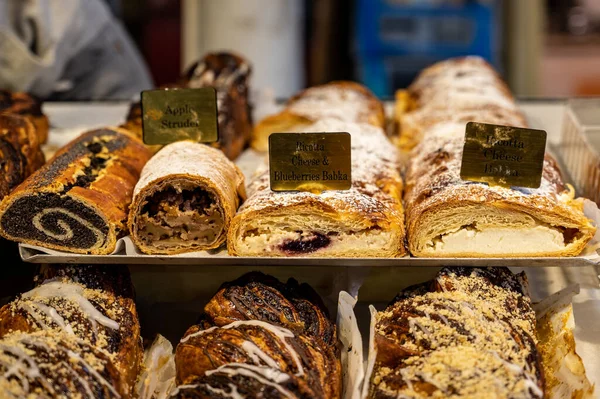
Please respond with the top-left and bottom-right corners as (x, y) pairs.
(18, 239), (600, 267)
(17, 101), (600, 268)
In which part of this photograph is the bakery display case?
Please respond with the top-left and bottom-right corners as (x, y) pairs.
(1, 4), (600, 393)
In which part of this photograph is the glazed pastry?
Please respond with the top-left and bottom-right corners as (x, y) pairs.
(0, 90), (49, 144)
(0, 330), (127, 398)
(229, 120), (406, 258)
(394, 56), (526, 151)
(0, 114), (45, 199)
(173, 272), (340, 399)
(183, 52), (252, 160)
(369, 267), (544, 399)
(0, 128), (152, 254)
(128, 141), (246, 254)
(203, 272), (336, 345)
(123, 52), (252, 160)
(404, 123), (596, 257)
(252, 81), (385, 152)
(0, 264), (142, 396)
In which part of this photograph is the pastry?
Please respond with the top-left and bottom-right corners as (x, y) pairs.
(0, 114), (45, 200)
(229, 120), (406, 257)
(123, 52), (252, 160)
(0, 90), (49, 144)
(0, 127), (152, 254)
(173, 272), (340, 399)
(0, 264), (142, 398)
(183, 52), (252, 160)
(252, 81), (385, 152)
(369, 267), (544, 399)
(128, 141), (246, 254)
(404, 123), (596, 257)
(394, 56), (526, 151)
(0, 330), (127, 398)
(203, 272), (336, 345)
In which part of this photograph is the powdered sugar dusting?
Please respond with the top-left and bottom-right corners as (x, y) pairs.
(287, 86), (374, 124)
(132, 141), (244, 200)
(239, 120), (403, 219)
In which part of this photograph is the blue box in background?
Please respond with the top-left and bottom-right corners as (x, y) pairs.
(355, 0), (501, 97)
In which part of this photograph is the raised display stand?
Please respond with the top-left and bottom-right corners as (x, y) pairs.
(12, 100), (600, 394)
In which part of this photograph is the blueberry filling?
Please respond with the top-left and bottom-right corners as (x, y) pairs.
(280, 232), (331, 254)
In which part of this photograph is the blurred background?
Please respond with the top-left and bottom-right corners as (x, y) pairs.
(116, 0), (600, 99)
(5, 0), (600, 100)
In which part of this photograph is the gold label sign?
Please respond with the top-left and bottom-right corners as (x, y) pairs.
(141, 88), (218, 145)
(460, 122), (547, 188)
(269, 132), (351, 192)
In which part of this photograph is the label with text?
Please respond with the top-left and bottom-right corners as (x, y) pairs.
(269, 132), (351, 192)
(141, 88), (218, 145)
(460, 122), (547, 188)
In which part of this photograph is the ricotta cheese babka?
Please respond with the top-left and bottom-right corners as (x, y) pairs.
(394, 56), (527, 151)
(402, 113), (595, 258)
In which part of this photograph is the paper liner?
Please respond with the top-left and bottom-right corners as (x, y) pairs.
(136, 335), (176, 399)
(533, 284), (595, 399)
(337, 291), (364, 399)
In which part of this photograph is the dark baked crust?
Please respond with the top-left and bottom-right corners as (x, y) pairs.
(0, 114), (45, 199)
(174, 272), (341, 399)
(0, 127), (152, 254)
(122, 52), (252, 160)
(0, 264), (142, 396)
(0, 90), (49, 144)
(205, 272), (336, 345)
(183, 52), (252, 160)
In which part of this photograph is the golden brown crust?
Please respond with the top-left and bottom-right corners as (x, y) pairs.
(400, 57), (596, 257)
(128, 142), (246, 254)
(0, 127), (152, 254)
(0, 114), (45, 200)
(229, 120), (406, 258)
(251, 80), (385, 152)
(404, 132), (596, 257)
(0, 90), (49, 144)
(394, 56), (526, 151)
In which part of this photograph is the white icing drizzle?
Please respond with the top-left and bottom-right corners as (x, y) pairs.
(0, 344), (40, 392)
(181, 320), (304, 377)
(240, 341), (280, 370)
(67, 350), (121, 398)
(22, 281), (120, 332)
(32, 208), (105, 250)
(169, 384), (199, 396)
(62, 360), (95, 398)
(204, 383), (243, 399)
(205, 364), (293, 398)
